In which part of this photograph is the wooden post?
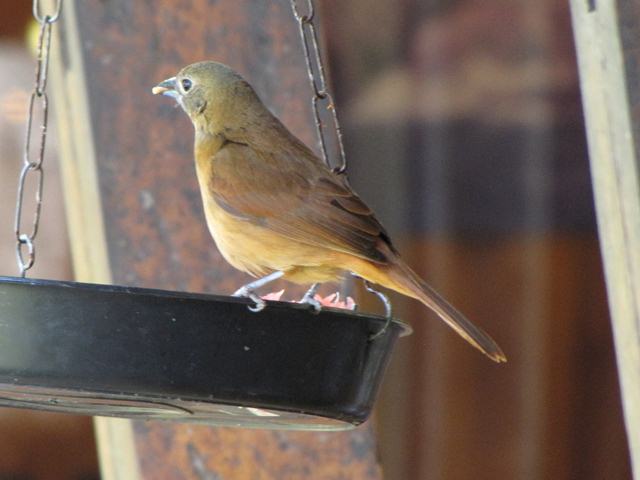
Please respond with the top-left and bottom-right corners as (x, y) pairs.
(570, 0), (640, 476)
(49, 1), (382, 478)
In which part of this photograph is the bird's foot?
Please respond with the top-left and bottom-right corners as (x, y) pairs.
(299, 293), (322, 314)
(299, 283), (322, 313)
(232, 271), (285, 312)
(233, 286), (266, 312)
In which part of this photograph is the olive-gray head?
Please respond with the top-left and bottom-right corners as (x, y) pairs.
(152, 61), (261, 133)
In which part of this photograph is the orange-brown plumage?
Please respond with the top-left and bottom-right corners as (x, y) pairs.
(153, 61), (506, 363)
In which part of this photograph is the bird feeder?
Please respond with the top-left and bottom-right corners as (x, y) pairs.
(1, 0), (410, 431)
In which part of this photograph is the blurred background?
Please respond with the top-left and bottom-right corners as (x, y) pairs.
(0, 0), (631, 479)
(321, 0), (631, 478)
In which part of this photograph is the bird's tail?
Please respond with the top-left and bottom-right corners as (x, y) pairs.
(371, 259), (507, 363)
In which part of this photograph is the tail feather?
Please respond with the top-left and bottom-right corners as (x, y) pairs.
(381, 260), (507, 363)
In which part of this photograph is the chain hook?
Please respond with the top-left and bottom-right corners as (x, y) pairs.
(364, 281), (393, 341)
(16, 235), (36, 278)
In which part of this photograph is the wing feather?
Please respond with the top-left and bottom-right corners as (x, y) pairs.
(209, 142), (391, 264)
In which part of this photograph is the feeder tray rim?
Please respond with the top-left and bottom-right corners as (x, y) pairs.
(0, 275), (412, 336)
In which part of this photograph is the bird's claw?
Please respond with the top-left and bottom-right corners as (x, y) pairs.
(233, 286), (266, 312)
(248, 298), (266, 312)
(299, 294), (322, 314)
(298, 283), (322, 313)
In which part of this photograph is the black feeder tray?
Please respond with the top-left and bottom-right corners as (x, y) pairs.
(0, 276), (410, 431)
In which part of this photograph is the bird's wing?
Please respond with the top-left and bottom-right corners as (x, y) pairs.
(209, 141), (393, 264)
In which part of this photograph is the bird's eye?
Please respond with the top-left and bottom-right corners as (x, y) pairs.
(181, 78), (193, 92)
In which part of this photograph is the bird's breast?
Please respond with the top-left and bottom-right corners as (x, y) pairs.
(192, 152), (270, 276)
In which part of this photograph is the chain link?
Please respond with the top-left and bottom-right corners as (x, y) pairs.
(14, 0), (62, 277)
(290, 0), (347, 174)
(33, 0), (62, 24)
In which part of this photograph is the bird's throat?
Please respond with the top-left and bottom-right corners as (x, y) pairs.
(195, 130), (226, 159)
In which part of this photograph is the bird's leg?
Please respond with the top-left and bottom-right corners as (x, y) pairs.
(299, 283), (321, 313)
(352, 276), (393, 340)
(233, 271), (284, 312)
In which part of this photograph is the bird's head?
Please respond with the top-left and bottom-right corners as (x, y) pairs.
(152, 61), (259, 133)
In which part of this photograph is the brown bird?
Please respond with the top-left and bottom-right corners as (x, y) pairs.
(153, 61), (506, 363)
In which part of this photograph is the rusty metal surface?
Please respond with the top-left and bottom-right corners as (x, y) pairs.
(69, 0), (382, 478)
(76, 0), (322, 295)
(134, 422), (381, 479)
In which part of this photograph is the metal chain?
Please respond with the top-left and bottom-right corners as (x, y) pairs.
(14, 0), (63, 277)
(290, 0), (347, 174)
(289, 2), (394, 333)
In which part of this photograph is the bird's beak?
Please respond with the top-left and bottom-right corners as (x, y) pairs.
(152, 77), (179, 99)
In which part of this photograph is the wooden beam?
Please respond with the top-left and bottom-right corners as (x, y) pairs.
(49, 0), (382, 478)
(570, 0), (640, 476)
(49, 0), (142, 478)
